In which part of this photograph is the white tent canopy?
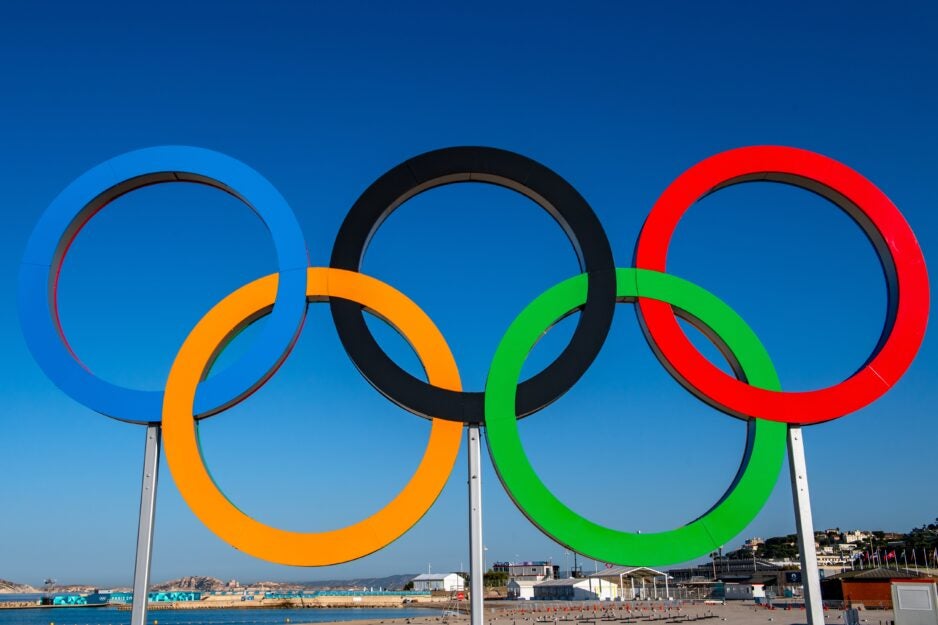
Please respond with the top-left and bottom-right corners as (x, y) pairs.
(588, 566), (671, 600)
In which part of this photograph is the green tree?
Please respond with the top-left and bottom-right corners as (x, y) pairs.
(757, 536), (798, 560)
(483, 571), (508, 588)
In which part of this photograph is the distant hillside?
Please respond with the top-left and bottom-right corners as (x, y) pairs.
(151, 576), (230, 592)
(26, 573), (420, 593)
(726, 519), (938, 560)
(51, 584), (100, 593)
(297, 574), (418, 591)
(0, 579), (38, 593)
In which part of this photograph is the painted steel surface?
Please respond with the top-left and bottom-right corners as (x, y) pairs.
(484, 268), (787, 565)
(634, 145), (929, 424)
(330, 146), (616, 424)
(18, 146), (309, 424)
(161, 268), (463, 565)
(19, 144), (929, 567)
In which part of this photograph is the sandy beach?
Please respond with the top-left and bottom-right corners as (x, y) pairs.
(295, 602), (897, 625)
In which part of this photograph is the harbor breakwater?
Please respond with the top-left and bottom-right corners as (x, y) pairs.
(115, 594), (449, 610)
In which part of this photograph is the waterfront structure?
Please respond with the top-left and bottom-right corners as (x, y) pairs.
(506, 580), (537, 600)
(410, 573), (465, 592)
(515, 567), (672, 601)
(50, 592), (110, 606)
(108, 591), (202, 604)
(724, 582), (767, 602)
(820, 567), (938, 609)
(532, 578), (618, 601)
(588, 567), (670, 601)
(493, 561), (558, 581)
(668, 557), (784, 582)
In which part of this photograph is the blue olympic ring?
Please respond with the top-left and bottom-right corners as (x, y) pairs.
(18, 146), (309, 425)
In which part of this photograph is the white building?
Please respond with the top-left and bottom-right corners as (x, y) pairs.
(725, 582), (766, 601)
(588, 567), (671, 601)
(743, 537), (765, 551)
(410, 573), (465, 592)
(844, 530), (870, 544)
(507, 579), (537, 600)
(533, 578), (619, 601)
(493, 561), (558, 581)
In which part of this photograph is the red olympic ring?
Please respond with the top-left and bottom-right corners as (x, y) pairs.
(635, 145), (929, 425)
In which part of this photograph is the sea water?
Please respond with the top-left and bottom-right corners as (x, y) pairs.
(0, 604), (435, 625)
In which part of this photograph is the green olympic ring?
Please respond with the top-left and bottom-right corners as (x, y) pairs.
(485, 268), (787, 566)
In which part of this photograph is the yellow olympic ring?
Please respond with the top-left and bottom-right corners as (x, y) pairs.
(162, 268), (463, 565)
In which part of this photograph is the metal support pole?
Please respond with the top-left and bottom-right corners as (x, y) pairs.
(469, 425), (485, 625)
(130, 424), (161, 625)
(468, 426), (484, 625)
(788, 425), (824, 625)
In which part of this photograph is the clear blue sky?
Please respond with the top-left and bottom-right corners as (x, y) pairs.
(1, 1), (936, 588)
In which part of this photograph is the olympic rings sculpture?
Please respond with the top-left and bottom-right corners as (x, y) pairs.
(18, 145), (929, 567)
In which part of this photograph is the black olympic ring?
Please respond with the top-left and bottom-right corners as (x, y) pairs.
(330, 146), (617, 424)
